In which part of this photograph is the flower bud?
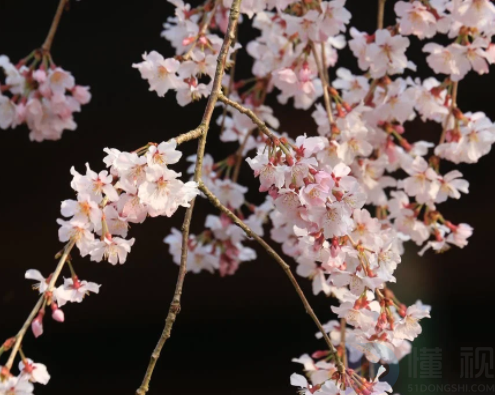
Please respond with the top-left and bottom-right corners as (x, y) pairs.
(31, 312), (44, 338)
(51, 303), (65, 323)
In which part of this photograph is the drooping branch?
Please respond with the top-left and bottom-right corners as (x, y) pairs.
(198, 181), (345, 373)
(135, 1), (243, 393)
(218, 94), (278, 142)
(4, 240), (75, 371)
(41, 0), (68, 52)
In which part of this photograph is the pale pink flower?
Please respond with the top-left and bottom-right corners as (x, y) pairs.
(366, 30), (410, 78)
(133, 51), (184, 97)
(19, 359), (50, 385)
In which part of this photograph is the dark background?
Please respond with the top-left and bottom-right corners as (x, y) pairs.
(0, 1), (494, 394)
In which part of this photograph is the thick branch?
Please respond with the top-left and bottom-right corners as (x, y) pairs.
(41, 0), (68, 52)
(198, 181), (345, 373)
(135, 1), (243, 393)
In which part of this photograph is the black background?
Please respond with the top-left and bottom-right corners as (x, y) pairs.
(0, 1), (494, 394)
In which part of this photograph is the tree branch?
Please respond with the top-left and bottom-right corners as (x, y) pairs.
(5, 240), (75, 371)
(217, 94), (278, 142)
(174, 126), (204, 145)
(198, 181), (345, 373)
(135, 1), (243, 393)
(41, 0), (68, 52)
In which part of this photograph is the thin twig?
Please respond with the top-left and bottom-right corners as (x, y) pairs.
(5, 240), (75, 371)
(182, 0), (219, 61)
(135, 1), (243, 393)
(232, 129), (253, 183)
(219, 29), (239, 137)
(439, 81), (458, 145)
(218, 94), (278, 142)
(377, 0), (386, 30)
(340, 318), (347, 368)
(311, 42), (334, 130)
(198, 181), (345, 373)
(41, 0), (68, 52)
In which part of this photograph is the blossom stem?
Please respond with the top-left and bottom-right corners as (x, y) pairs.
(311, 42), (334, 131)
(135, 1), (243, 393)
(182, 0), (219, 61)
(232, 129), (253, 183)
(439, 81), (458, 145)
(219, 30), (239, 137)
(198, 181), (346, 373)
(41, 0), (68, 52)
(5, 240), (75, 371)
(340, 318), (347, 367)
(377, 0), (387, 30)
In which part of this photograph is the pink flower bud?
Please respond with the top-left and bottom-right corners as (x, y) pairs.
(31, 313), (44, 338)
(51, 303), (65, 323)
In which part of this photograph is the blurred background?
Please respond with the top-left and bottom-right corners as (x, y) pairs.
(0, 0), (494, 394)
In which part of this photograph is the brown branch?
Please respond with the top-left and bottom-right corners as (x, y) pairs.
(198, 181), (345, 373)
(174, 126), (204, 145)
(135, 1), (243, 393)
(217, 94), (278, 142)
(41, 0), (68, 52)
(5, 240), (75, 371)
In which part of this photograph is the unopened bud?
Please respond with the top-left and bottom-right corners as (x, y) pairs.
(51, 303), (65, 323)
(2, 337), (15, 351)
(31, 312), (44, 338)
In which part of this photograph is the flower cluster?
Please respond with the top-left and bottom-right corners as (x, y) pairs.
(133, 0), (241, 106)
(59, 140), (199, 264)
(153, 0), (494, 393)
(0, 357), (50, 395)
(0, 54), (90, 142)
(4, 0), (495, 394)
